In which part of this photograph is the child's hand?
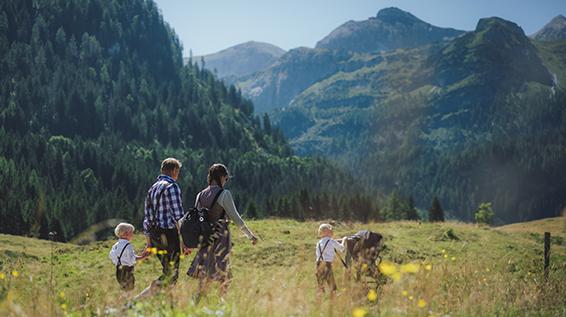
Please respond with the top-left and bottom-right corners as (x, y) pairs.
(251, 236), (258, 245)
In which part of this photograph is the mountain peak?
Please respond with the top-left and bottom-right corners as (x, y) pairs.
(437, 16), (552, 88)
(316, 8), (464, 53)
(192, 42), (285, 79)
(532, 14), (566, 41)
(551, 14), (566, 22)
(375, 7), (419, 24)
(476, 17), (525, 36)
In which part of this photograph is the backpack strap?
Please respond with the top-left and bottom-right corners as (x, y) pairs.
(117, 242), (131, 267)
(211, 189), (224, 208)
(317, 239), (331, 262)
(149, 181), (173, 230)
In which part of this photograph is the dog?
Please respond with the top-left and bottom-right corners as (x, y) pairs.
(341, 230), (385, 283)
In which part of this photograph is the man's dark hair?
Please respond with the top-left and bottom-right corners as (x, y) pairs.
(161, 158), (182, 174)
(207, 163), (229, 187)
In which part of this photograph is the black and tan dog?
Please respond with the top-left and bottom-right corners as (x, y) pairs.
(339, 230), (385, 283)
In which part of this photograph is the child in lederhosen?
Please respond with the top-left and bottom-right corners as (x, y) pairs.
(109, 223), (147, 291)
(315, 223), (346, 294)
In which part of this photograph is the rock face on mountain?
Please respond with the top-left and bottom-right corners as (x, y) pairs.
(315, 7), (465, 53)
(236, 47), (383, 113)
(532, 15), (566, 41)
(192, 41), (285, 80)
(237, 8), (462, 113)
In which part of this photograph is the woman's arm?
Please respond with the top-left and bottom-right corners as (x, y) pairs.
(218, 190), (257, 240)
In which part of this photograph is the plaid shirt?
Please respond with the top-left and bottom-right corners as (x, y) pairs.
(143, 175), (184, 235)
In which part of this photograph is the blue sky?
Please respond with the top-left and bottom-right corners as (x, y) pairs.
(153, 0), (565, 56)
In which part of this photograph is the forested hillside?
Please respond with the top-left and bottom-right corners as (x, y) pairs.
(0, 0), (381, 241)
(273, 17), (566, 223)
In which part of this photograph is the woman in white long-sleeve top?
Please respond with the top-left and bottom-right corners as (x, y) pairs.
(187, 163), (258, 299)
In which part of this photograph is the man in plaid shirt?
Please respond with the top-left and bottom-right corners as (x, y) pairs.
(142, 157), (184, 288)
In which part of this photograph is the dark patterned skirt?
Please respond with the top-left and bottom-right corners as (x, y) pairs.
(187, 221), (232, 282)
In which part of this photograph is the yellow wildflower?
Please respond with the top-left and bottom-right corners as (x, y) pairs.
(527, 272), (532, 276)
(352, 307), (367, 317)
(150, 247), (158, 255)
(11, 270), (19, 277)
(378, 261), (397, 276)
(361, 263), (368, 272)
(367, 289), (378, 302)
(402, 290), (408, 297)
(441, 249), (446, 253)
(59, 291), (65, 299)
(485, 268), (490, 272)
(157, 250), (168, 255)
(451, 257), (456, 261)
(391, 272), (402, 282)
(409, 295), (414, 300)
(443, 254), (448, 259)
(179, 254), (186, 260)
(0, 272), (5, 280)
(425, 264), (432, 271)
(400, 263), (420, 273)
(60, 303), (67, 310)
(418, 299), (427, 308)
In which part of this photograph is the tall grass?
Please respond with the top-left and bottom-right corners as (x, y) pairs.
(0, 219), (565, 316)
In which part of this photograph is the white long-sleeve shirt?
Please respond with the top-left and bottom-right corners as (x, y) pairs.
(109, 239), (136, 267)
(315, 237), (345, 262)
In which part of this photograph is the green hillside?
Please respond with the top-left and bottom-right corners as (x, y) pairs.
(497, 216), (566, 235)
(273, 17), (566, 223)
(0, 0), (382, 241)
(1, 218), (565, 316)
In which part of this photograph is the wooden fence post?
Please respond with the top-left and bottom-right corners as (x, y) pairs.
(544, 231), (550, 281)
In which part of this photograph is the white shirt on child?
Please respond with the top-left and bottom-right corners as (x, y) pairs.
(109, 239), (136, 267)
(316, 237), (345, 262)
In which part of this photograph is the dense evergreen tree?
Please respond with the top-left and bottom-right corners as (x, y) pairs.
(429, 197), (445, 222)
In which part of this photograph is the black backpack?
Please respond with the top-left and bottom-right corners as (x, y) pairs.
(180, 189), (224, 248)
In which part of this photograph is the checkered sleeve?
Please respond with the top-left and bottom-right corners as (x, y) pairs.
(167, 183), (184, 222)
(143, 190), (153, 235)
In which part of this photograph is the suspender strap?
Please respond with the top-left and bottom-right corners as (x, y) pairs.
(317, 239), (331, 262)
(335, 249), (348, 268)
(117, 242), (131, 267)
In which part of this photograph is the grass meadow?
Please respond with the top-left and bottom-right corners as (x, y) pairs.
(0, 217), (565, 316)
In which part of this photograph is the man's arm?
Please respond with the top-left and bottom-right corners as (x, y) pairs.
(167, 183), (184, 222)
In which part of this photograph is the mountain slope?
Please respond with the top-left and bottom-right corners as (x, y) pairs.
(236, 47), (384, 113)
(316, 7), (465, 53)
(275, 17), (566, 223)
(236, 8), (462, 114)
(191, 41), (285, 80)
(0, 0), (371, 240)
(532, 15), (566, 41)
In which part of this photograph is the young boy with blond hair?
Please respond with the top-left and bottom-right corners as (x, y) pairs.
(315, 223), (346, 293)
(109, 223), (146, 291)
